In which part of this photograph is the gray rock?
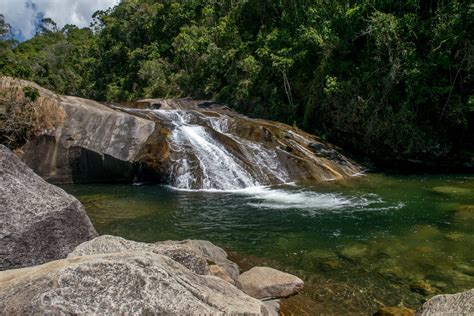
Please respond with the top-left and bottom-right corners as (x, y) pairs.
(262, 299), (281, 316)
(0, 251), (268, 315)
(0, 145), (97, 271)
(0, 77), (156, 184)
(416, 288), (474, 315)
(70, 235), (209, 275)
(209, 264), (235, 285)
(237, 266), (304, 299)
(159, 239), (240, 281)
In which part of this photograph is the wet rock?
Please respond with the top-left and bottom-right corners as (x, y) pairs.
(432, 186), (472, 196)
(340, 243), (369, 260)
(445, 231), (465, 242)
(412, 225), (442, 240)
(301, 249), (342, 271)
(375, 306), (415, 316)
(454, 205), (474, 231)
(455, 263), (474, 277)
(0, 145), (97, 271)
(237, 266), (304, 299)
(69, 235), (209, 275)
(377, 264), (411, 282)
(0, 252), (267, 315)
(415, 288), (474, 315)
(410, 280), (440, 296)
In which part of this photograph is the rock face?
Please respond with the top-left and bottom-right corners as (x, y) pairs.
(1, 77), (158, 183)
(125, 98), (362, 189)
(0, 252), (267, 315)
(1, 77), (361, 187)
(70, 235), (211, 275)
(0, 145), (97, 271)
(416, 288), (474, 315)
(158, 239), (240, 281)
(70, 235), (240, 284)
(237, 266), (304, 299)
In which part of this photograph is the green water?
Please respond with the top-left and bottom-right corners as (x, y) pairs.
(62, 173), (474, 314)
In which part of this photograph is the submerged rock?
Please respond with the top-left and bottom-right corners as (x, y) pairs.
(432, 186), (472, 196)
(454, 205), (474, 231)
(237, 266), (304, 299)
(415, 288), (474, 315)
(375, 306), (415, 316)
(0, 145), (97, 271)
(0, 252), (267, 315)
(410, 280), (440, 296)
(340, 243), (369, 260)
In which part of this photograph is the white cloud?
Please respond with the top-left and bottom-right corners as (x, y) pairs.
(0, 0), (120, 40)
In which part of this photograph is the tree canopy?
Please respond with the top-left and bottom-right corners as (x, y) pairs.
(1, 0), (473, 167)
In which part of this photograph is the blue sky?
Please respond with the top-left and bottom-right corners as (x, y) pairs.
(0, 0), (120, 41)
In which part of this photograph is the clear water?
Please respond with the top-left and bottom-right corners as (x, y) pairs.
(62, 173), (474, 314)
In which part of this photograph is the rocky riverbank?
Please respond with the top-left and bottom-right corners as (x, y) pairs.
(1, 76), (361, 188)
(0, 145), (304, 314)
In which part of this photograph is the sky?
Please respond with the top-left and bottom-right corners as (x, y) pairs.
(0, 0), (120, 41)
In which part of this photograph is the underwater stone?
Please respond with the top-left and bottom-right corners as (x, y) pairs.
(376, 306), (415, 316)
(340, 243), (369, 260)
(410, 280), (440, 296)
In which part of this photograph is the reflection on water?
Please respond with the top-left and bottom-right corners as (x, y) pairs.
(62, 173), (474, 314)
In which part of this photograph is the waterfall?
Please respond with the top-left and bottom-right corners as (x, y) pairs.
(153, 110), (289, 190)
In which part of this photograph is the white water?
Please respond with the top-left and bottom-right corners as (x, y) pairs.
(154, 110), (289, 190)
(153, 109), (392, 212)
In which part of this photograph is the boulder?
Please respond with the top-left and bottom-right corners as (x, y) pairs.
(0, 77), (158, 183)
(237, 266), (304, 299)
(0, 252), (268, 315)
(159, 239), (240, 281)
(0, 145), (97, 271)
(70, 235), (210, 275)
(416, 288), (474, 315)
(2, 77), (362, 187)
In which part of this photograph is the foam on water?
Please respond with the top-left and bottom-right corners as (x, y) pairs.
(238, 186), (402, 211)
(165, 184), (403, 213)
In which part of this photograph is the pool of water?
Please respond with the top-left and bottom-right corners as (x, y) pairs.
(62, 173), (474, 314)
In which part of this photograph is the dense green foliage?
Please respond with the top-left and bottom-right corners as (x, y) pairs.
(1, 1), (473, 166)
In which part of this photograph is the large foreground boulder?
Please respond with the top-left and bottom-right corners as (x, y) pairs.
(237, 266), (304, 299)
(0, 252), (267, 315)
(70, 235), (211, 275)
(416, 288), (474, 315)
(0, 145), (97, 271)
(70, 235), (239, 284)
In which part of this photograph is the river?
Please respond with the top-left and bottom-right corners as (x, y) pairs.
(62, 172), (474, 314)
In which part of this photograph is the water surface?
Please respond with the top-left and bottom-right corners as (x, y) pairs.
(62, 173), (474, 314)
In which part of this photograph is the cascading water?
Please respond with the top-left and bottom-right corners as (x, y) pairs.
(148, 106), (378, 214)
(153, 109), (289, 190)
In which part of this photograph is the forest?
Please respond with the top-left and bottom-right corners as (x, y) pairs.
(1, 0), (473, 168)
